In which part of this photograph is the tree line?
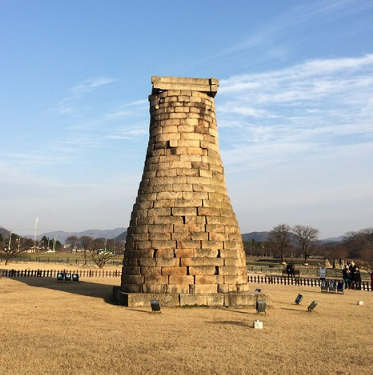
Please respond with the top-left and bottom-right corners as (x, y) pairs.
(0, 233), (124, 268)
(244, 224), (373, 268)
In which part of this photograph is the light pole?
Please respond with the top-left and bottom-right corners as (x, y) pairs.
(33, 217), (38, 253)
(8, 230), (13, 251)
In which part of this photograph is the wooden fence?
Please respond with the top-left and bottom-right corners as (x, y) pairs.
(1, 269), (371, 292)
(249, 275), (372, 291)
(0, 269), (121, 278)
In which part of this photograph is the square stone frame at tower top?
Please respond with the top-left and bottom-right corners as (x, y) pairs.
(113, 76), (265, 308)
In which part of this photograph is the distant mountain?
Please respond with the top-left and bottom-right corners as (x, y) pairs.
(115, 231), (127, 242)
(1, 225), (344, 245)
(318, 236), (345, 245)
(241, 232), (269, 242)
(0, 226), (11, 238)
(241, 232), (345, 244)
(33, 227), (127, 244)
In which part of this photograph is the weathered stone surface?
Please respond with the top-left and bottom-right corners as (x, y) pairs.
(116, 76), (249, 307)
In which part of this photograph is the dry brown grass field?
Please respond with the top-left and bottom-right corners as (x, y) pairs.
(1, 262), (372, 375)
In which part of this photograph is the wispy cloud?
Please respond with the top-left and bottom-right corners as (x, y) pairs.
(218, 54), (373, 171)
(47, 76), (116, 117)
(106, 126), (147, 140)
(69, 77), (116, 98)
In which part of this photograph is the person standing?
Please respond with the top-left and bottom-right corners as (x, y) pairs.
(354, 267), (362, 290)
(286, 262), (294, 279)
(349, 261), (357, 289)
(342, 264), (351, 289)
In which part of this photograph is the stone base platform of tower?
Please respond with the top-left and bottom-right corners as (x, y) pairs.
(113, 286), (271, 308)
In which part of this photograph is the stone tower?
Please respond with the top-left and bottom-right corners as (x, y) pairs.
(114, 76), (250, 307)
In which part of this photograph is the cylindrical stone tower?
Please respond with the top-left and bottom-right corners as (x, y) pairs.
(115, 76), (250, 307)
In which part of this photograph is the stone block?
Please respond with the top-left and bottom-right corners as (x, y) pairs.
(175, 248), (194, 258)
(148, 232), (171, 241)
(219, 266), (241, 276)
(224, 293), (257, 308)
(168, 275), (194, 285)
(132, 225), (149, 234)
(138, 249), (155, 258)
(130, 233), (150, 241)
(220, 249), (238, 258)
(138, 258), (156, 267)
(180, 257), (205, 267)
(195, 275), (224, 284)
(147, 208), (171, 217)
(154, 248), (175, 258)
(155, 258), (180, 267)
(172, 207), (197, 216)
(173, 224), (189, 232)
(148, 224), (173, 233)
(151, 240), (176, 249)
(202, 200), (222, 209)
(122, 267), (141, 276)
(120, 284), (143, 293)
(198, 207), (221, 216)
(144, 275), (169, 284)
(161, 266), (188, 276)
(194, 248), (218, 257)
(205, 224), (225, 233)
(186, 147), (204, 156)
(223, 241), (240, 249)
(224, 257), (245, 267)
(190, 284), (218, 294)
(121, 275), (145, 284)
(156, 191), (183, 200)
(209, 232), (226, 241)
(218, 284), (229, 293)
(176, 168), (199, 177)
(178, 125), (195, 133)
(179, 293), (224, 307)
(178, 240), (201, 249)
(178, 139), (200, 148)
(142, 284), (168, 293)
(192, 184), (215, 193)
(167, 284), (190, 294)
(189, 266), (216, 275)
(171, 232), (191, 241)
(140, 267), (162, 277)
(174, 199), (202, 208)
(191, 232), (209, 240)
(172, 183), (193, 192)
(199, 169), (213, 178)
(201, 240), (223, 250)
(151, 216), (183, 225)
(185, 219), (206, 228)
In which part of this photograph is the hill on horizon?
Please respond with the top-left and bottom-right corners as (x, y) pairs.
(1, 226), (344, 245)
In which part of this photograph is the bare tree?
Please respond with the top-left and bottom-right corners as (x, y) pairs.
(89, 238), (117, 268)
(292, 225), (319, 264)
(0, 234), (30, 265)
(65, 235), (79, 252)
(344, 227), (373, 263)
(268, 224), (292, 262)
(79, 236), (93, 266)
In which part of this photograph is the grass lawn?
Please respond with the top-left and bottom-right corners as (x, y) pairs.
(1, 262), (372, 375)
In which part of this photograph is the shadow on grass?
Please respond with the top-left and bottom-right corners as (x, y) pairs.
(207, 320), (251, 328)
(3, 274), (119, 305)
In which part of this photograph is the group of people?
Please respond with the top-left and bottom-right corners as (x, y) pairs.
(342, 261), (362, 290)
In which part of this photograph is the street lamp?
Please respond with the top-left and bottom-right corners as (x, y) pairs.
(33, 217), (38, 253)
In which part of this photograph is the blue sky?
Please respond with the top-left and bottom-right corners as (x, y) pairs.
(1, 0), (372, 239)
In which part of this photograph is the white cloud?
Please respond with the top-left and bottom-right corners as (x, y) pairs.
(69, 77), (117, 98)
